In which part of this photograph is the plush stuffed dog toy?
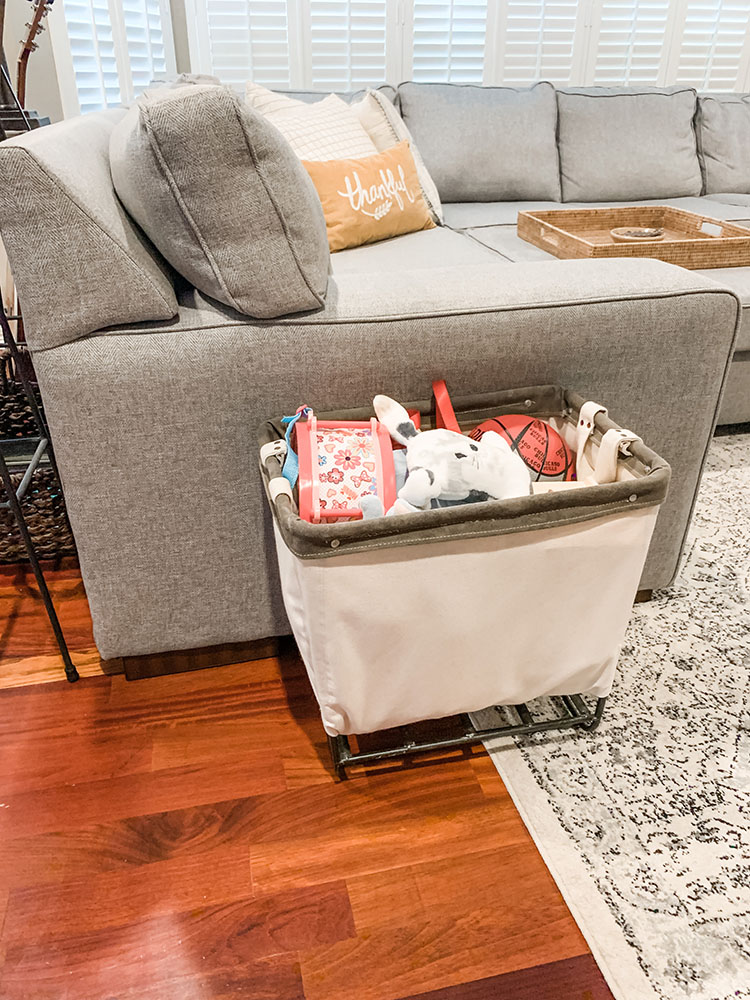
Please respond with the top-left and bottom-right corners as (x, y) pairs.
(360, 395), (531, 518)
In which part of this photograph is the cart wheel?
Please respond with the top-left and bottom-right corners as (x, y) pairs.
(582, 697), (607, 732)
(327, 734), (350, 781)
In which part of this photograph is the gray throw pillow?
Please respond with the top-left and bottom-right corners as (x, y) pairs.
(698, 94), (750, 194)
(557, 86), (702, 202)
(110, 84), (329, 317)
(397, 81), (561, 203)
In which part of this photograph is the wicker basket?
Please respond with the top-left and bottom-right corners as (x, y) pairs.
(0, 360), (76, 563)
(518, 205), (750, 268)
(0, 465), (76, 563)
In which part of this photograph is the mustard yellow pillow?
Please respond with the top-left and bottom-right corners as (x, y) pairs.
(302, 140), (436, 252)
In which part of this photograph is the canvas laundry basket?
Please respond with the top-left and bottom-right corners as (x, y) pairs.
(259, 385), (670, 741)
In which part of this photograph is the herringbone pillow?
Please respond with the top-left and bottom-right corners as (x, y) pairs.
(110, 85), (330, 317)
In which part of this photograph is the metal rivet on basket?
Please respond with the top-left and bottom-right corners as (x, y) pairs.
(330, 539), (340, 548)
(628, 494), (638, 503)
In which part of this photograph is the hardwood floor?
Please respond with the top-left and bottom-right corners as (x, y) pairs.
(0, 560), (614, 1000)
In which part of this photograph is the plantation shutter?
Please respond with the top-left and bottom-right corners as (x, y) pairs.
(410, 0), (489, 83)
(61, 0), (123, 112)
(590, 1), (671, 85)
(187, 0), (750, 93)
(308, 0), (389, 89)
(121, 0), (170, 94)
(673, 0), (750, 91)
(201, 0), (291, 88)
(495, 1), (586, 86)
(58, 0), (175, 113)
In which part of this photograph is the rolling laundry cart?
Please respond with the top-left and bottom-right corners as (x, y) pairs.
(259, 385), (670, 778)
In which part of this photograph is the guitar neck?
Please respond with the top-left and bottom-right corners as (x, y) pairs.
(16, 0), (51, 108)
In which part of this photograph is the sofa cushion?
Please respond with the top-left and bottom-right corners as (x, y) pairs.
(696, 265), (750, 351)
(0, 109), (177, 351)
(557, 87), (702, 202)
(443, 196), (750, 231)
(716, 356), (750, 425)
(398, 82), (560, 203)
(110, 84), (329, 318)
(706, 193), (750, 207)
(329, 227), (504, 275)
(698, 95), (750, 194)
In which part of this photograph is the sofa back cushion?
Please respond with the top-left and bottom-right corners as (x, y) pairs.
(397, 81), (561, 202)
(557, 86), (702, 202)
(110, 85), (329, 318)
(0, 109), (177, 351)
(698, 93), (750, 194)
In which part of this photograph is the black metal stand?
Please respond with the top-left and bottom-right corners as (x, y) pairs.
(0, 305), (79, 683)
(326, 694), (607, 779)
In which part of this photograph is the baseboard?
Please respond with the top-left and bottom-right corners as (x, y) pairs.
(102, 636), (281, 681)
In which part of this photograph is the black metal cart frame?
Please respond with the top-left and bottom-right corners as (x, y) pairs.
(0, 304), (79, 683)
(326, 693), (607, 779)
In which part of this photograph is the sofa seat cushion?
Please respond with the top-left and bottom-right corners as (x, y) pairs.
(329, 227), (505, 275)
(110, 85), (330, 318)
(705, 193), (750, 208)
(464, 225), (557, 264)
(696, 266), (750, 351)
(0, 109), (177, 351)
(461, 218), (750, 351)
(717, 356), (750, 425)
(398, 81), (560, 203)
(443, 197), (750, 232)
(556, 87), (702, 202)
(698, 94), (750, 195)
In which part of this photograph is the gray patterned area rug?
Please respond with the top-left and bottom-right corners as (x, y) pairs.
(473, 433), (750, 1000)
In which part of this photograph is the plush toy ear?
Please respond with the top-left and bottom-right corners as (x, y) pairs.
(373, 395), (419, 447)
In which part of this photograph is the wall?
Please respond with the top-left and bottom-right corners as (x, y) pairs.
(2, 0), (63, 122)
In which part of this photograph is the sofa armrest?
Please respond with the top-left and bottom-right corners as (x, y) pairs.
(33, 256), (739, 657)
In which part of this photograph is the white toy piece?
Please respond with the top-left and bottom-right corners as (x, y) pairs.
(360, 394), (531, 518)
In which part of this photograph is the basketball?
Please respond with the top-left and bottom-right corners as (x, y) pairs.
(469, 415), (575, 481)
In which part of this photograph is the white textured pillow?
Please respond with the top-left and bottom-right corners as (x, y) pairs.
(351, 89), (443, 224)
(244, 83), (377, 161)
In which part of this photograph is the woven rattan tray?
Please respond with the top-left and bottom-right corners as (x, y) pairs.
(517, 206), (750, 268)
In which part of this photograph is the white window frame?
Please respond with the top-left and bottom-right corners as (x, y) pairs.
(49, 0), (177, 117)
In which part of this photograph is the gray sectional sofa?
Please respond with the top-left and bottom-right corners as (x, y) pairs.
(0, 81), (746, 662)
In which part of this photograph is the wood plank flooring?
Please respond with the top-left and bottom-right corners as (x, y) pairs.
(0, 560), (614, 1000)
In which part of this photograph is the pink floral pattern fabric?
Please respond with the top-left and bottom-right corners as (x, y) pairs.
(316, 428), (379, 517)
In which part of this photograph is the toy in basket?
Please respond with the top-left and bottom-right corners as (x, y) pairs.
(295, 412), (396, 523)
